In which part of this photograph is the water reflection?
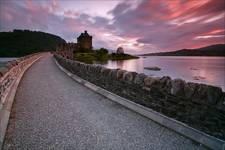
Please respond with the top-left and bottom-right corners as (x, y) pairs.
(100, 56), (225, 91)
(0, 57), (17, 67)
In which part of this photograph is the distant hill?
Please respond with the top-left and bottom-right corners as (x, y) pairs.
(0, 29), (66, 57)
(141, 44), (225, 57)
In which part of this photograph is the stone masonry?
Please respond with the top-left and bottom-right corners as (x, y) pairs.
(0, 53), (43, 110)
(55, 31), (93, 59)
(77, 30), (92, 50)
(54, 54), (225, 141)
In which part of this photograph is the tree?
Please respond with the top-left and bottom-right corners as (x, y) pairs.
(98, 48), (108, 54)
(0, 30), (66, 57)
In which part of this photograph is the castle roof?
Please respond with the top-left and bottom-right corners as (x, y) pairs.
(78, 30), (92, 39)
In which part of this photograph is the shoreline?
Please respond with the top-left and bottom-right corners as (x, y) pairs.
(100, 56), (225, 92)
(138, 55), (225, 57)
(55, 54), (225, 141)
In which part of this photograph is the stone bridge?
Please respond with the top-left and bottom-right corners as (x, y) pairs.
(0, 53), (224, 150)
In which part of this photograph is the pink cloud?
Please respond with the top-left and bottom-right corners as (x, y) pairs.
(64, 10), (80, 18)
(0, 0), (224, 54)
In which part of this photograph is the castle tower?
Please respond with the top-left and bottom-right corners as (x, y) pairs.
(77, 30), (92, 51)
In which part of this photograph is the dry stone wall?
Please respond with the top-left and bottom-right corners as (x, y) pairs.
(0, 53), (42, 110)
(55, 54), (225, 140)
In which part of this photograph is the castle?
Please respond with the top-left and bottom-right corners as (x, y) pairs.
(77, 30), (92, 50)
(56, 30), (92, 59)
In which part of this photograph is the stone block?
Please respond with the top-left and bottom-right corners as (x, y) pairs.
(144, 77), (153, 86)
(116, 70), (126, 80)
(184, 82), (196, 98)
(144, 77), (160, 87)
(95, 65), (102, 73)
(108, 69), (118, 79)
(100, 67), (107, 74)
(159, 76), (172, 93)
(171, 79), (186, 96)
(207, 85), (223, 105)
(82, 63), (87, 70)
(133, 73), (147, 85)
(122, 72), (136, 83)
(102, 68), (111, 77)
(85, 64), (91, 72)
(194, 84), (208, 100)
(89, 66), (95, 73)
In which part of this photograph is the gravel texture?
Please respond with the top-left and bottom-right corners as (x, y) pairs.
(3, 54), (203, 150)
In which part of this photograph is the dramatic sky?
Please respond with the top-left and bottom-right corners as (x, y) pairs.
(0, 0), (224, 54)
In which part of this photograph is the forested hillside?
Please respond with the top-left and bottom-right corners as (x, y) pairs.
(0, 30), (66, 57)
(141, 44), (225, 57)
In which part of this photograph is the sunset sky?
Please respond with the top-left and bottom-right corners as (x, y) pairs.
(0, 0), (224, 54)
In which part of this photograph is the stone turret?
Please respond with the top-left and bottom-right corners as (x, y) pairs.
(116, 47), (124, 54)
(56, 30), (93, 59)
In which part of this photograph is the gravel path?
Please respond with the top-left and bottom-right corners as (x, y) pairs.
(3, 54), (202, 150)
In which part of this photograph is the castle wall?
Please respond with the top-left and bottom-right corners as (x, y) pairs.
(77, 31), (92, 50)
(56, 31), (93, 59)
(77, 37), (92, 50)
(56, 43), (77, 59)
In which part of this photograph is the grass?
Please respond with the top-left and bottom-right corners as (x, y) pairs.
(110, 53), (139, 60)
(74, 52), (139, 64)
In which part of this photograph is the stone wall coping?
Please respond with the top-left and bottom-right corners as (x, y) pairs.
(0, 53), (41, 79)
(55, 57), (225, 150)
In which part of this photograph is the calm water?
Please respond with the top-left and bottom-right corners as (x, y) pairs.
(0, 58), (17, 67)
(102, 56), (225, 91)
(1, 57), (224, 91)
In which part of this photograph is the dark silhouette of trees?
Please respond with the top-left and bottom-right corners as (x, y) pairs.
(0, 29), (66, 57)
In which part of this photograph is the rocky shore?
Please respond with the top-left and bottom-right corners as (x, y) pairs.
(55, 54), (225, 141)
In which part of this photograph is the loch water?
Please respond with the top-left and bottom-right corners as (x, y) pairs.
(101, 56), (225, 91)
(0, 57), (17, 67)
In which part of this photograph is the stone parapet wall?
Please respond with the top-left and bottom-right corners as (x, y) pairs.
(54, 54), (225, 140)
(0, 53), (43, 110)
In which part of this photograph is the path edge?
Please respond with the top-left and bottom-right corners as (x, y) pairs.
(0, 55), (43, 149)
(54, 57), (225, 150)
